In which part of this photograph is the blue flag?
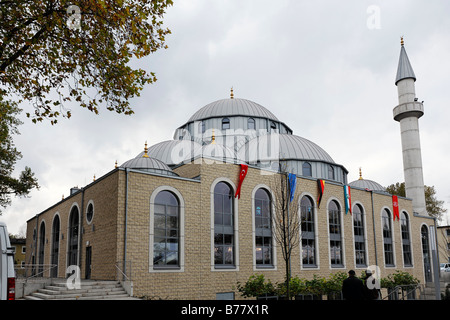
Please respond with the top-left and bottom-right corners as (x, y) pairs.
(288, 173), (297, 202)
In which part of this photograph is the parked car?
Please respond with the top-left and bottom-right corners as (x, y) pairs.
(440, 263), (450, 272)
(0, 222), (15, 300)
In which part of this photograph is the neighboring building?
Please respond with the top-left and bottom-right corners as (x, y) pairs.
(10, 238), (26, 277)
(437, 225), (450, 264)
(24, 41), (438, 299)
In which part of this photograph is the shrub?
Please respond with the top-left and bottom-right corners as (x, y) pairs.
(236, 274), (275, 298)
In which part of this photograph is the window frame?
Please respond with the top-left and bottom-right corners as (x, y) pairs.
(149, 186), (185, 273)
(352, 203), (367, 267)
(400, 211), (413, 267)
(328, 199), (344, 268)
(254, 187), (274, 268)
(300, 195), (317, 268)
(382, 208), (395, 267)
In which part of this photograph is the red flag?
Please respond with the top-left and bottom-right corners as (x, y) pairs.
(317, 179), (325, 208)
(392, 195), (400, 221)
(235, 164), (248, 199)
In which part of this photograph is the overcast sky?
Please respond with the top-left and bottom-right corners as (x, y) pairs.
(2, 0), (450, 235)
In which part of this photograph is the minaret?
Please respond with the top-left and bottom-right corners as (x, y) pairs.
(393, 37), (427, 216)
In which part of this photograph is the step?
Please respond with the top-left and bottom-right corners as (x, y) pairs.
(24, 280), (132, 300)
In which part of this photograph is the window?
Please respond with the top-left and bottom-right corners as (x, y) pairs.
(68, 206), (79, 267)
(353, 204), (366, 267)
(38, 221), (45, 275)
(328, 200), (343, 267)
(328, 165), (335, 180)
(270, 121), (276, 131)
(301, 196), (316, 267)
(214, 182), (235, 267)
(248, 118), (255, 130)
(222, 118), (230, 130)
(199, 121), (206, 134)
(51, 215), (60, 277)
(302, 162), (312, 177)
(382, 209), (394, 266)
(254, 188), (273, 267)
(400, 212), (412, 266)
(86, 203), (94, 224)
(153, 191), (180, 268)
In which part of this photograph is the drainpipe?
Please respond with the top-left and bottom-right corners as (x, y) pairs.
(78, 188), (85, 274)
(370, 191), (378, 268)
(123, 168), (129, 278)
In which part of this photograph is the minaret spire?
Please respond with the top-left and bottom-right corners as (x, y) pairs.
(393, 39), (427, 216)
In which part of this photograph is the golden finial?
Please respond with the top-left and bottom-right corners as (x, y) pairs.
(62, 194), (64, 200)
(93, 174), (96, 181)
(115, 160), (118, 168)
(211, 129), (216, 144)
(230, 87), (234, 99)
(400, 36), (404, 46)
(143, 141), (149, 158)
(359, 167), (363, 180)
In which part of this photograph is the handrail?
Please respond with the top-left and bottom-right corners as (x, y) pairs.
(383, 284), (420, 300)
(115, 261), (132, 282)
(15, 264), (57, 280)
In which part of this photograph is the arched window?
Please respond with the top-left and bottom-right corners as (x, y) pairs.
(38, 221), (45, 275)
(214, 182), (235, 267)
(68, 206), (79, 267)
(270, 121), (276, 131)
(254, 188), (272, 267)
(222, 118), (230, 130)
(301, 196), (316, 266)
(421, 225), (432, 282)
(199, 121), (206, 134)
(302, 162), (312, 177)
(328, 165), (335, 180)
(51, 215), (60, 277)
(153, 191), (180, 268)
(353, 204), (366, 267)
(382, 209), (394, 266)
(328, 200), (343, 267)
(400, 212), (412, 266)
(248, 118), (255, 130)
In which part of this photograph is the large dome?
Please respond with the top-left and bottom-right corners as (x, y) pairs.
(187, 98), (279, 122)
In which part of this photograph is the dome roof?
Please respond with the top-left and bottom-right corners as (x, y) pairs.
(121, 147), (178, 176)
(187, 98), (279, 122)
(137, 140), (202, 166)
(349, 178), (385, 192)
(238, 133), (335, 163)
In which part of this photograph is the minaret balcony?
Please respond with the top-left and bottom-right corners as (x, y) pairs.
(393, 101), (424, 122)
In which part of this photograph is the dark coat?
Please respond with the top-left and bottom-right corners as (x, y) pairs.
(342, 275), (365, 300)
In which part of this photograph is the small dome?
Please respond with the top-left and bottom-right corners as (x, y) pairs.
(349, 178), (385, 192)
(121, 143), (178, 176)
(187, 98), (279, 123)
(137, 140), (202, 166)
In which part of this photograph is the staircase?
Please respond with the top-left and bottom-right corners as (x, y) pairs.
(24, 280), (138, 300)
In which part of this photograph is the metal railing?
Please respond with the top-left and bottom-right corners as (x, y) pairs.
(115, 260), (132, 282)
(383, 285), (421, 300)
(15, 264), (57, 280)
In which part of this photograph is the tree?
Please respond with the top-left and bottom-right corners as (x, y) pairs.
(0, 0), (173, 124)
(0, 99), (39, 214)
(385, 182), (447, 220)
(271, 168), (300, 299)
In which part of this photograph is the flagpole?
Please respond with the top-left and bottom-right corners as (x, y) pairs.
(286, 171), (291, 297)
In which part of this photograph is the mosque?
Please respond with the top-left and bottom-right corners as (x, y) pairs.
(25, 40), (437, 299)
